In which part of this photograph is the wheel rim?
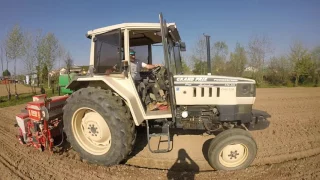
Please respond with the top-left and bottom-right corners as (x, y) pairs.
(218, 143), (249, 168)
(71, 107), (111, 155)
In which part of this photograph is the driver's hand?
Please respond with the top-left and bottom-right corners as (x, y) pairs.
(155, 64), (163, 67)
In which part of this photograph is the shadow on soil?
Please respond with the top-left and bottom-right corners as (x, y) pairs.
(167, 149), (200, 180)
(128, 127), (207, 158)
(52, 132), (72, 154)
(202, 138), (213, 163)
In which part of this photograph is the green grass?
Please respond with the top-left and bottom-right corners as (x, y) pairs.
(0, 93), (34, 108)
(0, 87), (60, 108)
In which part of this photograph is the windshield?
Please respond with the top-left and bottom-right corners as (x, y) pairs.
(166, 37), (182, 75)
(173, 45), (182, 74)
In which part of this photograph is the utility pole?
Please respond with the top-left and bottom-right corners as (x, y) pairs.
(204, 34), (211, 75)
(0, 46), (3, 73)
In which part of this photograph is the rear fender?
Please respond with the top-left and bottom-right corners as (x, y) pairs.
(66, 75), (145, 126)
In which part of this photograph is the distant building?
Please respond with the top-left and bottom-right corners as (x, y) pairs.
(244, 66), (258, 72)
(25, 73), (38, 86)
(1, 77), (15, 84)
(60, 65), (89, 75)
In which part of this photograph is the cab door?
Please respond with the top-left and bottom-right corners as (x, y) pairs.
(159, 13), (177, 121)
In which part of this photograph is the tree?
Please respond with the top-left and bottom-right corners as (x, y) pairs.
(0, 44), (4, 73)
(2, 68), (12, 99)
(23, 31), (37, 93)
(58, 45), (66, 69)
(247, 34), (273, 84)
(3, 52), (11, 99)
(64, 51), (73, 74)
(311, 46), (320, 86)
(181, 59), (192, 74)
(190, 36), (212, 75)
(192, 60), (208, 75)
(179, 54), (192, 75)
(34, 30), (43, 87)
(40, 33), (60, 72)
(212, 41), (228, 75)
(16, 74), (25, 83)
(37, 33), (62, 88)
(41, 64), (48, 85)
(289, 42), (313, 86)
(5, 24), (25, 98)
(2, 69), (11, 77)
(228, 43), (247, 77)
(265, 56), (292, 85)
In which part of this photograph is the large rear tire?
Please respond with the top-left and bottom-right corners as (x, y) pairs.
(63, 87), (136, 165)
(208, 128), (257, 171)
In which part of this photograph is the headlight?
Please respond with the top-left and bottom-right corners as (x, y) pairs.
(236, 83), (256, 97)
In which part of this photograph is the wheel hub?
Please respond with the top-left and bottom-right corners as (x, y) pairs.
(82, 112), (110, 146)
(85, 122), (101, 140)
(228, 150), (240, 159)
(219, 143), (248, 167)
(88, 124), (98, 136)
(72, 108), (112, 155)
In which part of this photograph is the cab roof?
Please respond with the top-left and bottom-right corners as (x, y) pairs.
(86, 22), (177, 39)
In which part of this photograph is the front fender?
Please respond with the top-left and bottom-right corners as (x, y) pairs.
(247, 109), (271, 131)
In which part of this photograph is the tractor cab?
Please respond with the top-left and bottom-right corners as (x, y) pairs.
(86, 22), (185, 74)
(84, 19), (186, 112)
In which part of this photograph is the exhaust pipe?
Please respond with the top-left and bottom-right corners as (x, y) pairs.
(204, 34), (211, 75)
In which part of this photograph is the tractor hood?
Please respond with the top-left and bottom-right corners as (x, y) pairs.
(174, 75), (255, 84)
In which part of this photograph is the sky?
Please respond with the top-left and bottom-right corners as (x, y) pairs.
(0, 0), (319, 73)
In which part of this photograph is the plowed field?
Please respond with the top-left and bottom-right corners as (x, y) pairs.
(0, 84), (39, 97)
(0, 87), (320, 180)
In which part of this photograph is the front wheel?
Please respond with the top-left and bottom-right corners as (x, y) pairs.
(208, 128), (257, 171)
(63, 87), (136, 165)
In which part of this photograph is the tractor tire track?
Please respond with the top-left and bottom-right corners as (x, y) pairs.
(0, 154), (28, 180)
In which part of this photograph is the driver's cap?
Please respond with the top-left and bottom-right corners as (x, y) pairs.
(129, 49), (136, 55)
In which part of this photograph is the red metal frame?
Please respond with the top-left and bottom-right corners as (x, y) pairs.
(16, 94), (68, 152)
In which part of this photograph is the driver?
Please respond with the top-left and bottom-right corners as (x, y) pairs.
(129, 49), (167, 110)
(129, 49), (161, 83)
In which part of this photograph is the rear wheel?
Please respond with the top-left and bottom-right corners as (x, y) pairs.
(63, 87), (136, 165)
(208, 128), (257, 170)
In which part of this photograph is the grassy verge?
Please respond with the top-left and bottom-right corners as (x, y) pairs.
(0, 93), (34, 108)
(0, 88), (60, 108)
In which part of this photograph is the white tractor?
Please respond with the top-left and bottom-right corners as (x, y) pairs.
(15, 13), (269, 171)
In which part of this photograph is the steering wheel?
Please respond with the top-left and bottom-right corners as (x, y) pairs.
(151, 66), (162, 75)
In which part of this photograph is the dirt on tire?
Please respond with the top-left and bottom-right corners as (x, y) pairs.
(0, 87), (320, 180)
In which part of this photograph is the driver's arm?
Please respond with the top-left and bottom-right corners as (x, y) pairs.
(142, 62), (162, 70)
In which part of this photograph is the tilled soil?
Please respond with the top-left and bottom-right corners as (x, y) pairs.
(0, 87), (320, 180)
(0, 84), (39, 97)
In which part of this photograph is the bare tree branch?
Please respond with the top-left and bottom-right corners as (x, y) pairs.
(5, 24), (25, 98)
(247, 34), (273, 84)
(23, 31), (37, 93)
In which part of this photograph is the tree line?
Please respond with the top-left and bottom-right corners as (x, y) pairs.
(182, 35), (320, 87)
(0, 24), (72, 100)
(1, 25), (319, 101)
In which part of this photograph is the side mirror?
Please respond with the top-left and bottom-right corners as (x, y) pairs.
(180, 42), (186, 51)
